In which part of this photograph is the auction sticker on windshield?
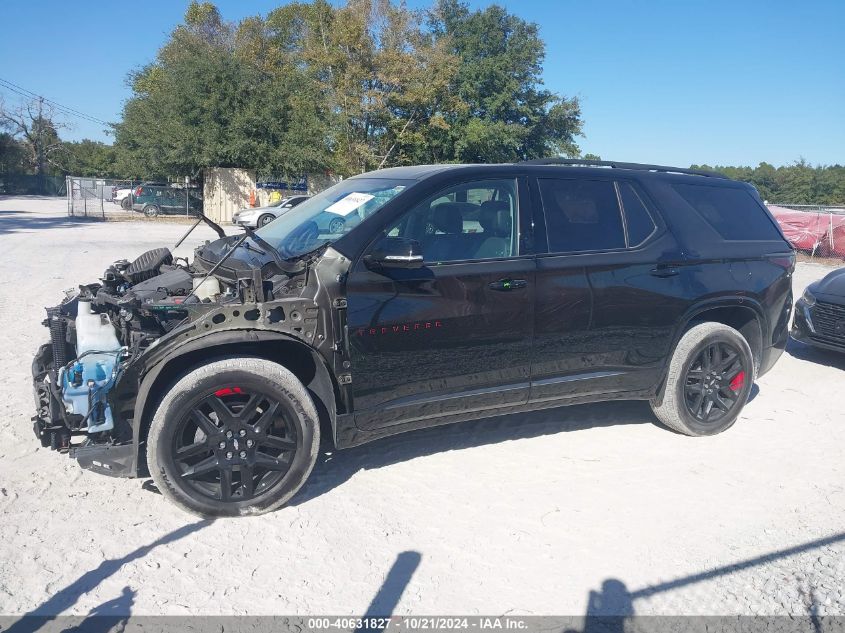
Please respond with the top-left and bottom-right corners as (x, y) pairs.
(325, 192), (375, 216)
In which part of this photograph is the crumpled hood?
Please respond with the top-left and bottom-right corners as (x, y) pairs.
(195, 234), (273, 277)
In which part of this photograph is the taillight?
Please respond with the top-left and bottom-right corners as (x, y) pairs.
(135, 187), (142, 196)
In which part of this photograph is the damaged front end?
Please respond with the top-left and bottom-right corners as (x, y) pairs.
(31, 230), (346, 478)
(32, 247), (188, 474)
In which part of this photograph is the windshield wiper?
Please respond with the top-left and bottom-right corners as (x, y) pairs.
(241, 240), (266, 256)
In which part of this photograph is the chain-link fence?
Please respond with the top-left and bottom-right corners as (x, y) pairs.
(67, 176), (138, 218)
(66, 176), (202, 220)
(768, 204), (845, 260)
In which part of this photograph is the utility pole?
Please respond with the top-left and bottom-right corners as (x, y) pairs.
(36, 96), (46, 195)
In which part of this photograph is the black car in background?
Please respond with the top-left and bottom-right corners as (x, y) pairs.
(32, 159), (794, 517)
(131, 184), (203, 217)
(792, 269), (845, 352)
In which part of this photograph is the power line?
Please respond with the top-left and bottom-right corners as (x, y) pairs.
(0, 77), (110, 126)
(0, 77), (112, 126)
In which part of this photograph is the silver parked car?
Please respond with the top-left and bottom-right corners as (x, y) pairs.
(232, 195), (311, 228)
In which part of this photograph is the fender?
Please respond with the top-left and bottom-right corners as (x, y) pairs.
(129, 329), (340, 476)
(652, 295), (767, 406)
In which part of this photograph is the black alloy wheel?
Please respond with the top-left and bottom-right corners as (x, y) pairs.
(172, 387), (298, 503)
(683, 340), (748, 424)
(148, 358), (320, 516)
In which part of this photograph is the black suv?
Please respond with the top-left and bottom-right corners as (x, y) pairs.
(32, 160), (794, 516)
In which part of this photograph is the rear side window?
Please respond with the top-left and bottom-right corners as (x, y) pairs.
(618, 182), (656, 246)
(539, 179), (625, 252)
(671, 183), (782, 241)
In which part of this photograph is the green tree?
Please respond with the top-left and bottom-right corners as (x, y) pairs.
(53, 140), (119, 177)
(0, 97), (64, 184)
(430, 0), (582, 162)
(115, 1), (333, 179)
(0, 132), (27, 174)
(114, 0), (583, 178)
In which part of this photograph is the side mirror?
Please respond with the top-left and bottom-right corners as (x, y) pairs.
(364, 237), (424, 270)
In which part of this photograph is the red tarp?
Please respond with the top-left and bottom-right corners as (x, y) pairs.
(768, 205), (845, 257)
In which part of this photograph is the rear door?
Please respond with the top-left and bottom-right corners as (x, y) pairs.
(531, 176), (685, 401)
(346, 176), (536, 430)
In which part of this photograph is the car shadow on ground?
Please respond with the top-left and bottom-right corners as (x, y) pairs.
(0, 209), (101, 235)
(785, 338), (845, 371)
(291, 399), (655, 506)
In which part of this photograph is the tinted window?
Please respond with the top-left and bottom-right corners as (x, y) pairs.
(539, 179), (625, 252)
(671, 183), (782, 241)
(383, 179), (518, 263)
(619, 182), (656, 246)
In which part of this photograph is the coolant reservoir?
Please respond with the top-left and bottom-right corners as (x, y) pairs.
(63, 300), (122, 433)
(193, 276), (221, 302)
(76, 300), (121, 354)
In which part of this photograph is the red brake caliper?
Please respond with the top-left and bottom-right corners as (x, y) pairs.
(729, 371), (746, 392)
(214, 387), (243, 397)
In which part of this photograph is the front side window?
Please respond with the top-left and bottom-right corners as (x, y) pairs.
(381, 179), (518, 264)
(539, 178), (625, 253)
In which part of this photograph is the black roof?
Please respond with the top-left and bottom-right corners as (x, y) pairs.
(351, 160), (728, 182)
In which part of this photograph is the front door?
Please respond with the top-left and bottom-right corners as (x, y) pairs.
(345, 177), (535, 430)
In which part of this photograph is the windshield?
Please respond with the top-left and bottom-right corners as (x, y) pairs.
(256, 178), (413, 258)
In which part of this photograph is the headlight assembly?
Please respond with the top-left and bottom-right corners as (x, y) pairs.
(802, 288), (816, 307)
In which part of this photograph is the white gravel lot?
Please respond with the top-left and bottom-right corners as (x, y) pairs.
(1, 196), (844, 618)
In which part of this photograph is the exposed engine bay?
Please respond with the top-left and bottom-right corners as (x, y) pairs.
(31, 223), (348, 476)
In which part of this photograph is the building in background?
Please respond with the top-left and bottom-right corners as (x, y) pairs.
(202, 168), (339, 224)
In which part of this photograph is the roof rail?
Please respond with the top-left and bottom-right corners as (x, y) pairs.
(518, 158), (728, 179)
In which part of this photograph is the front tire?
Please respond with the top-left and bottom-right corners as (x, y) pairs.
(121, 196), (132, 210)
(328, 217), (345, 233)
(147, 358), (320, 517)
(257, 213), (275, 227)
(650, 322), (754, 436)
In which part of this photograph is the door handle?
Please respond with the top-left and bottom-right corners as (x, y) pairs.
(650, 266), (679, 278)
(489, 278), (528, 291)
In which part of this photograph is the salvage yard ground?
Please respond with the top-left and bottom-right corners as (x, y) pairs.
(1, 196), (844, 617)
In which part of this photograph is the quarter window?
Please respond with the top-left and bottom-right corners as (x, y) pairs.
(539, 179), (625, 253)
(671, 183), (782, 241)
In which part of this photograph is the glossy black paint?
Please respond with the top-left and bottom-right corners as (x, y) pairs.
(329, 164), (793, 441)
(56, 163), (795, 477)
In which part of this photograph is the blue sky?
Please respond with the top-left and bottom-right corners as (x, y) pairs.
(1, 0), (842, 167)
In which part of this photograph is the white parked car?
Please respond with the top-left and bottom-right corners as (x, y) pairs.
(232, 195), (311, 228)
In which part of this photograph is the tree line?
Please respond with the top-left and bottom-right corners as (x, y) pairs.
(1, 0), (842, 205)
(692, 161), (845, 206)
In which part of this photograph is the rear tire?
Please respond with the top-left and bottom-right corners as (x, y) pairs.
(650, 322), (754, 436)
(144, 205), (160, 218)
(121, 196), (132, 210)
(147, 358), (320, 517)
